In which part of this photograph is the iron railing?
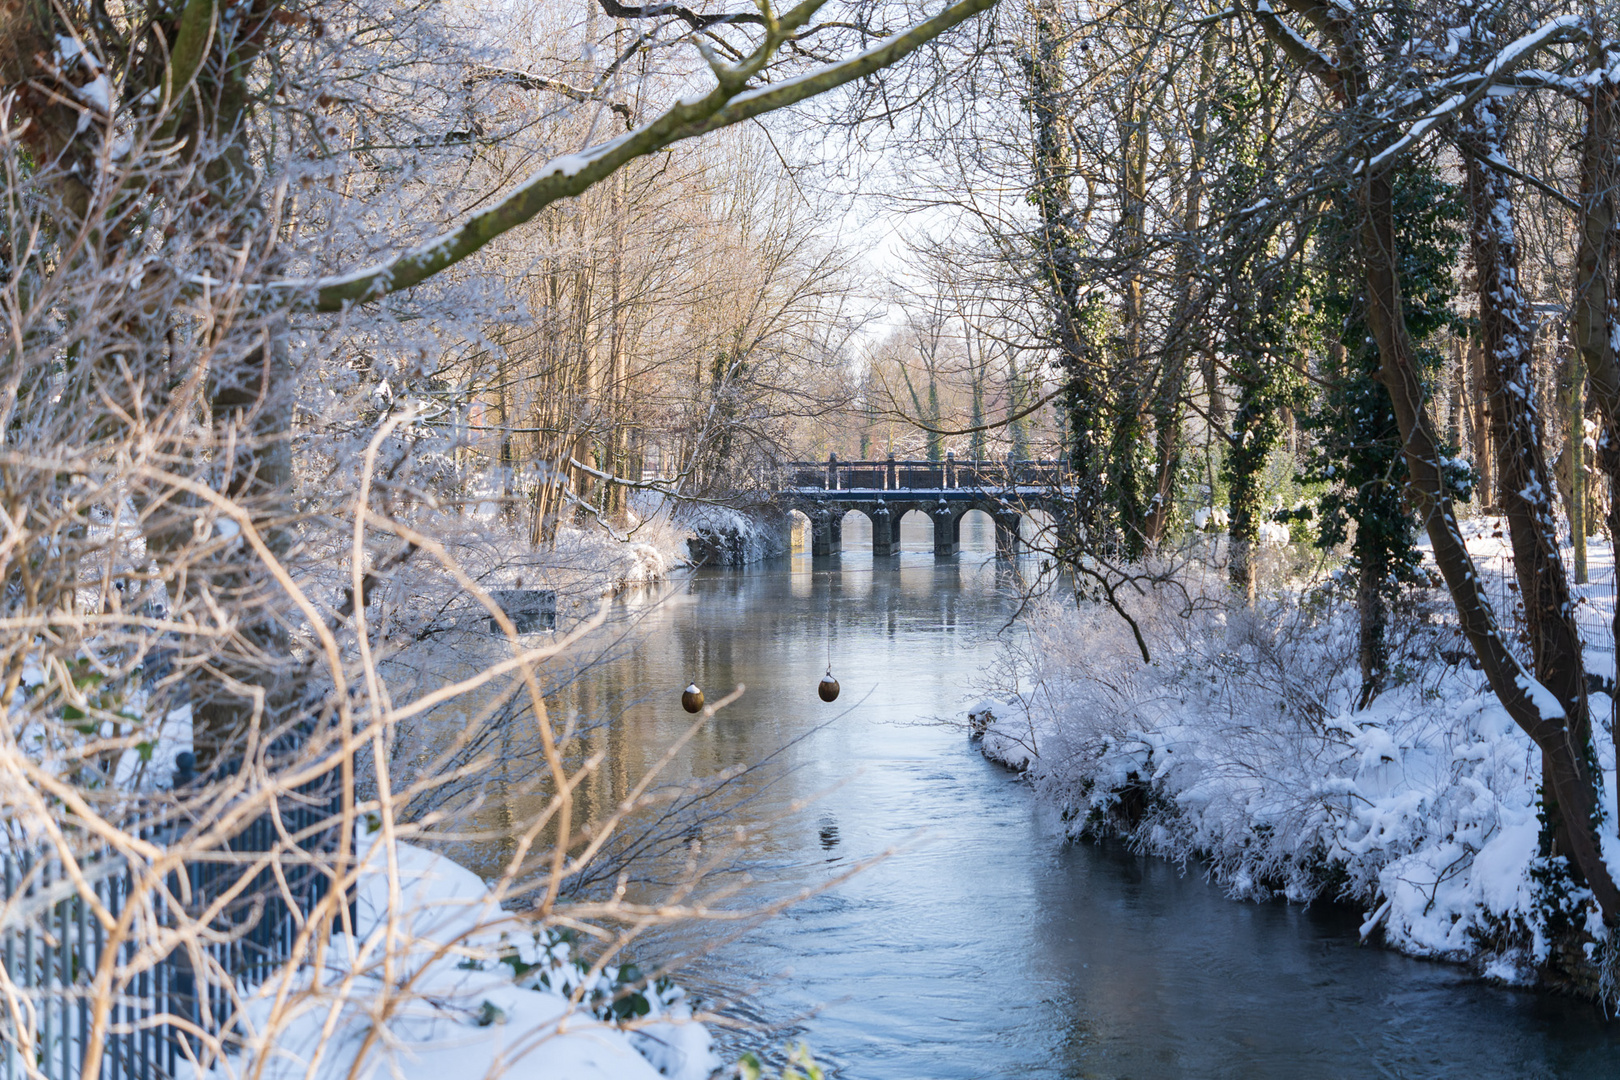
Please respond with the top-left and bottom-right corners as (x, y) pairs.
(785, 454), (1070, 493)
(1, 772), (345, 1080)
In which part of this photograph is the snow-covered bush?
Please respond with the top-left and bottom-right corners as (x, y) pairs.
(682, 504), (791, 567)
(977, 561), (1605, 977)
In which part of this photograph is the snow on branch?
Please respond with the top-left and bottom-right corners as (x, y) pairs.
(1483, 151), (1578, 211)
(1363, 14), (1584, 173)
(1249, 0), (1335, 84)
(265, 0), (998, 313)
(464, 65), (634, 125)
(1362, 89), (1469, 172)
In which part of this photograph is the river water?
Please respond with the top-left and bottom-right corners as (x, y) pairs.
(514, 514), (1620, 1078)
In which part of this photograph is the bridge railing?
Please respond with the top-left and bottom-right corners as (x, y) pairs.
(785, 455), (1068, 493)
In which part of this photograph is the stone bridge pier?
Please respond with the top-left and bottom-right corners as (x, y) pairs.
(809, 508), (843, 556)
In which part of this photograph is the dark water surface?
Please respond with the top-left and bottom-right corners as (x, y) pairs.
(523, 514), (1620, 1079)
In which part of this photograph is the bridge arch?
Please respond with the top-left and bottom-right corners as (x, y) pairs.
(897, 507), (935, 553)
(839, 507), (871, 541)
(956, 507), (994, 553)
(787, 508), (813, 553)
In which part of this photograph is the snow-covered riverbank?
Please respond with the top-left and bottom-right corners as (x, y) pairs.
(973, 525), (1620, 992)
(204, 834), (722, 1080)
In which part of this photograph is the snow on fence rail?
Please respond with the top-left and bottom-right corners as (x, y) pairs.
(1, 778), (345, 1080)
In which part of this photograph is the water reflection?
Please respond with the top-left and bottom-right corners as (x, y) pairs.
(817, 818), (841, 852)
(464, 511), (1619, 1079)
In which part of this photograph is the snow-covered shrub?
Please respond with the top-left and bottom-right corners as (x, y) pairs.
(1257, 519), (1292, 546)
(682, 504), (790, 566)
(501, 927), (685, 1024)
(977, 562), (1591, 973)
(733, 1043), (826, 1080)
(497, 927), (717, 1076)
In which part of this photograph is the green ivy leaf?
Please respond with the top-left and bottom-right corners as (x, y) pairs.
(611, 991), (650, 1020)
(499, 951), (538, 978)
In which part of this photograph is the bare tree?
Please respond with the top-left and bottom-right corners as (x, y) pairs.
(0, 0), (1004, 1072)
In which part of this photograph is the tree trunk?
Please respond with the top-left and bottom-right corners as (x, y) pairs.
(1110, 92), (1152, 557)
(1361, 137), (1618, 919)
(1567, 61), (1620, 838)
(1226, 369), (1264, 606)
(1469, 334), (1493, 508)
(1448, 337), (1465, 452)
(1145, 35), (1212, 549)
(1024, 0), (1101, 538)
(1355, 549), (1388, 708)
(1464, 104), (1599, 871)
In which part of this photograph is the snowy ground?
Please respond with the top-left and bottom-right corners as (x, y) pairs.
(199, 834), (722, 1080)
(973, 524), (1620, 981)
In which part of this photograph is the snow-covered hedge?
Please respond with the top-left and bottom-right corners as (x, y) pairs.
(680, 504), (789, 567)
(974, 560), (1620, 982)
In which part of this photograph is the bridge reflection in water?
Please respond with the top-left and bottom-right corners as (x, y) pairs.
(784, 454), (1072, 558)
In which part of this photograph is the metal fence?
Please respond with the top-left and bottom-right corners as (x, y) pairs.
(1, 773), (345, 1080)
(1464, 540), (1613, 683)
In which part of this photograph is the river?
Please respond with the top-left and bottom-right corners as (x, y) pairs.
(501, 513), (1620, 1079)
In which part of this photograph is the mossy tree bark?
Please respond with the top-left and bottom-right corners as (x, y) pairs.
(1251, 0), (1620, 922)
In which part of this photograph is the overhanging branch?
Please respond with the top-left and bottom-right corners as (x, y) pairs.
(1362, 15), (1586, 172)
(595, 0), (764, 32)
(265, 0), (1000, 312)
(465, 66), (634, 127)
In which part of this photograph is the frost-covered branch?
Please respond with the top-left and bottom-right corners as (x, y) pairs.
(275, 0), (999, 311)
(464, 65), (635, 126)
(1363, 15), (1585, 171)
(1249, 0), (1335, 86)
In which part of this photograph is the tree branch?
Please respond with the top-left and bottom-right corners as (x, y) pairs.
(265, 0), (999, 312)
(1361, 15), (1585, 173)
(876, 384), (1066, 437)
(464, 65), (633, 127)
(1248, 1), (1336, 87)
(595, 0), (764, 32)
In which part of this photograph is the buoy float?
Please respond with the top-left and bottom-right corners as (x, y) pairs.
(681, 683), (705, 713)
(818, 669), (840, 703)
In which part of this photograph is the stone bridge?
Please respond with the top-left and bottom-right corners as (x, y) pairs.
(781, 455), (1073, 558)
